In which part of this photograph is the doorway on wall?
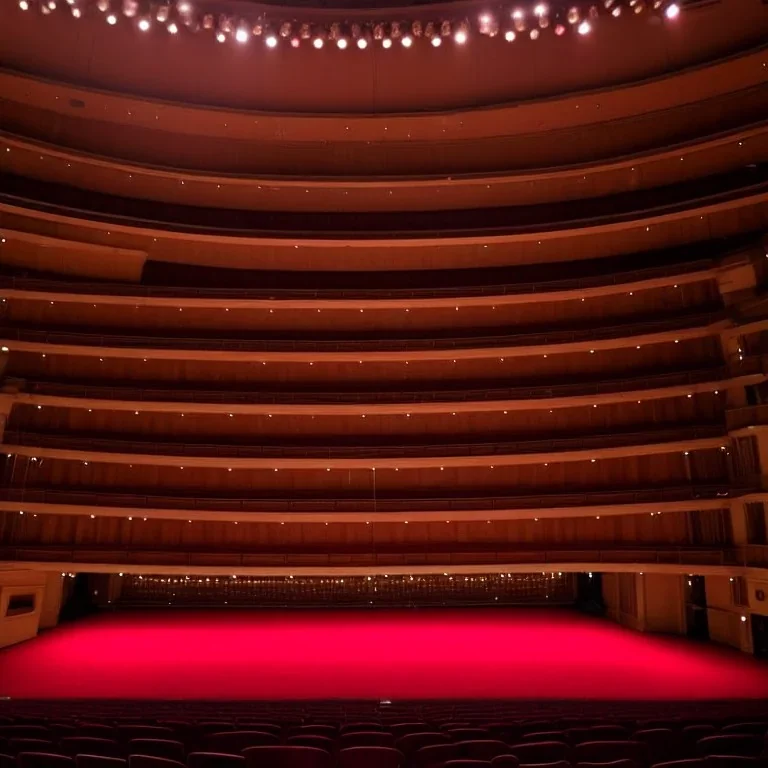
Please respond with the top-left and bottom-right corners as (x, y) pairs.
(752, 613), (768, 659)
(685, 575), (709, 641)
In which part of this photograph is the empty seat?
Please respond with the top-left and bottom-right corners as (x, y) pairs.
(589, 726), (631, 741)
(704, 758), (763, 767)
(396, 734), (451, 756)
(127, 743), (184, 762)
(456, 742), (509, 761)
(75, 729), (116, 741)
(651, 761), (705, 768)
(128, 757), (184, 768)
(206, 733), (279, 754)
(117, 732), (173, 746)
(187, 753), (245, 768)
(447, 732), (491, 743)
(442, 760), (491, 768)
(0, 730), (50, 741)
(242, 746), (333, 768)
(721, 723), (767, 736)
(60, 740), (121, 759)
(18, 754), (73, 768)
(231, 726), (280, 737)
(289, 728), (337, 739)
(340, 733), (395, 749)
(490, 757), (520, 768)
(285, 736), (334, 752)
(632, 730), (680, 765)
(513, 762), (569, 768)
(75, 756), (126, 768)
(577, 762), (637, 768)
(413, 744), (461, 768)
(521, 733), (567, 745)
(8, 744), (57, 758)
(390, 725), (429, 739)
(0, 754), (14, 768)
(340, 724), (384, 734)
(338, 747), (404, 768)
(696, 735), (764, 758)
(509, 742), (571, 764)
(682, 727), (716, 750)
(574, 740), (647, 766)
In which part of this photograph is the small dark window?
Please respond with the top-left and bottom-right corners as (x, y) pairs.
(6, 594), (35, 617)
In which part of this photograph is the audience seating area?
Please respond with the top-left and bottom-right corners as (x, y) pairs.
(1, 704), (767, 768)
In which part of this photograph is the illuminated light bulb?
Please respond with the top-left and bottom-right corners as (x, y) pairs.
(138, 16), (150, 29)
(611, 5), (621, 14)
(19, 0), (29, 9)
(534, 2), (548, 14)
(382, 37), (392, 48)
(337, 37), (347, 49)
(512, 8), (523, 18)
(664, 2), (679, 17)
(529, 28), (539, 38)
(313, 36), (324, 48)
(741, 615), (747, 622)
(71, 2), (81, 12)
(504, 29), (516, 40)
(554, 22), (566, 33)
(290, 36), (300, 47)
(577, 19), (591, 33)
(357, 37), (367, 48)
(167, 21), (178, 32)
(177, 0), (190, 11)
(265, 34), (278, 47)
(454, 28), (468, 43)
(401, 35), (412, 47)
(235, 26), (249, 42)
(216, 30), (226, 42)
(106, 12), (117, 23)
(431, 35), (441, 46)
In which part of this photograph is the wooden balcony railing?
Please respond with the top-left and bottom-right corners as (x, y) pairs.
(1, 425), (726, 461)
(0, 484), (736, 514)
(0, 311), (727, 353)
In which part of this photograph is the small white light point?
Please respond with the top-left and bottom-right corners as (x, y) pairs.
(106, 13), (117, 23)
(357, 37), (367, 49)
(382, 37), (392, 48)
(337, 37), (348, 49)
(431, 36), (441, 46)
(454, 29), (468, 43)
(235, 27), (249, 43)
(504, 30), (516, 41)
(138, 17), (150, 30)
(265, 34), (278, 47)
(19, 0), (29, 9)
(577, 19), (591, 33)
(665, 2), (679, 18)
(313, 36), (324, 48)
(167, 20), (178, 33)
(216, 30), (226, 42)
(401, 35), (412, 47)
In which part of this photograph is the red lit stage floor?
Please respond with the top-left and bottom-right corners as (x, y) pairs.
(2, 608), (768, 699)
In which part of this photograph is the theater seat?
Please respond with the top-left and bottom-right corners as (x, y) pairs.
(721, 724), (767, 736)
(60, 740), (121, 759)
(339, 733), (395, 749)
(286, 737), (334, 752)
(514, 761), (569, 768)
(456, 742), (509, 761)
(127, 742), (184, 762)
(75, 755), (127, 768)
(206, 733), (279, 754)
(338, 746), (404, 768)
(704, 759), (763, 767)
(413, 744), (460, 768)
(577, 761), (637, 768)
(509, 742), (571, 764)
(696, 736), (764, 758)
(396, 734), (451, 756)
(574, 740), (648, 765)
(18, 754), (74, 768)
(0, 755), (14, 768)
(490, 756), (520, 768)
(442, 759), (491, 768)
(128, 756), (184, 768)
(242, 746), (333, 768)
(8, 743), (57, 758)
(187, 753), (245, 768)
(651, 761), (706, 768)
(633, 729), (680, 765)
(117, 732), (174, 746)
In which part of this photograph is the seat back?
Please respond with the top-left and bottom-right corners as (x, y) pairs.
(206, 732), (279, 754)
(285, 736), (334, 752)
(340, 733), (395, 749)
(242, 746), (333, 768)
(456, 741), (509, 761)
(9, 741), (57, 757)
(396, 734), (450, 756)
(127, 756), (185, 768)
(60, 739), (121, 759)
(509, 741), (571, 764)
(338, 747), (403, 768)
(413, 743), (460, 768)
(574, 740), (647, 765)
(696, 735), (764, 758)
(489, 757), (519, 768)
(75, 756), (126, 768)
(127, 742), (184, 762)
(18, 754), (74, 768)
(187, 752), (245, 768)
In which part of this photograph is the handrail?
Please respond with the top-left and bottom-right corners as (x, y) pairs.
(21, 359), (764, 404)
(0, 311), (727, 352)
(0, 258), (716, 302)
(0, 484), (735, 513)
(726, 403), (768, 431)
(1, 425), (726, 460)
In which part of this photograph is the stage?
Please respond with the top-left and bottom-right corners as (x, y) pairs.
(2, 608), (768, 700)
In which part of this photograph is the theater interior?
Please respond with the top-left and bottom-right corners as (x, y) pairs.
(1, 0), (768, 762)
